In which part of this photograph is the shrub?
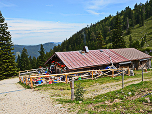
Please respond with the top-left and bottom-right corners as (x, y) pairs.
(74, 82), (85, 101)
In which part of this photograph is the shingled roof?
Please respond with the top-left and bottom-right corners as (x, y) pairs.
(110, 48), (151, 61)
(45, 48), (152, 70)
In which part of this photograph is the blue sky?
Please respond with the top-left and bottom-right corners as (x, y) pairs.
(0, 0), (148, 45)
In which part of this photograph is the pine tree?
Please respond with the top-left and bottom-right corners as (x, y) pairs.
(37, 44), (46, 68)
(141, 38), (145, 48)
(0, 11), (17, 80)
(129, 35), (133, 48)
(16, 55), (21, 70)
(96, 31), (105, 49)
(32, 56), (37, 69)
(20, 47), (30, 71)
(132, 40), (140, 49)
(111, 12), (126, 49)
(28, 56), (32, 69)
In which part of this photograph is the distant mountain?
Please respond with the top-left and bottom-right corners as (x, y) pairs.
(13, 42), (61, 60)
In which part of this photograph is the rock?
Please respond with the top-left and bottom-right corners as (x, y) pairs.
(55, 104), (62, 107)
(105, 101), (110, 104)
(139, 109), (144, 113)
(79, 101), (82, 104)
(113, 99), (122, 103)
(128, 92), (132, 95)
(145, 97), (150, 103)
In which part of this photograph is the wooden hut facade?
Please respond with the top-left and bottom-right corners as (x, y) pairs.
(44, 47), (152, 73)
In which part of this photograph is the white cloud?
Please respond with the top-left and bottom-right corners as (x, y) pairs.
(86, 0), (130, 10)
(85, 0), (132, 15)
(5, 18), (88, 45)
(86, 10), (105, 15)
(46, 4), (53, 7)
(0, 2), (15, 8)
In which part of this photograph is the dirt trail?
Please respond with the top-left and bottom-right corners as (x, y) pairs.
(0, 78), (68, 114)
(84, 77), (152, 98)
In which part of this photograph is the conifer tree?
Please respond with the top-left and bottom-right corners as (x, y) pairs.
(111, 12), (126, 49)
(141, 38), (145, 48)
(32, 56), (37, 69)
(37, 44), (46, 68)
(20, 47), (30, 71)
(97, 31), (105, 49)
(16, 55), (21, 70)
(29, 56), (32, 69)
(0, 11), (17, 80)
(129, 35), (133, 48)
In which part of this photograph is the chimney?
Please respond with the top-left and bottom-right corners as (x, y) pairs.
(82, 46), (89, 53)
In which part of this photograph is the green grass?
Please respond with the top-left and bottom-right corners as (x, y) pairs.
(18, 81), (31, 89)
(58, 81), (152, 114)
(106, 16), (152, 49)
(123, 16), (152, 48)
(54, 70), (152, 113)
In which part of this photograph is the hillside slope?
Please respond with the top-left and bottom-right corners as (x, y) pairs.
(124, 16), (152, 48)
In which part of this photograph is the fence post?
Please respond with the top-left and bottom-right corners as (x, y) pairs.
(19, 71), (20, 81)
(128, 68), (130, 76)
(122, 69), (124, 89)
(26, 77), (28, 85)
(112, 70), (114, 78)
(30, 77), (33, 88)
(66, 75), (68, 84)
(142, 68), (143, 81)
(92, 71), (93, 80)
(23, 76), (25, 83)
(71, 77), (74, 101)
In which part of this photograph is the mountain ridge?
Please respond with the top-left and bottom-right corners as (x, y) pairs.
(13, 42), (61, 60)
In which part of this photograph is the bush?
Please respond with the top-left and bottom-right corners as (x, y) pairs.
(74, 82), (85, 101)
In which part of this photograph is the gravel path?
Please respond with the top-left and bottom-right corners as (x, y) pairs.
(0, 78), (68, 114)
(84, 77), (152, 98)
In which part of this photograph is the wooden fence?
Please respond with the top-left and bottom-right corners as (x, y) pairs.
(19, 68), (130, 88)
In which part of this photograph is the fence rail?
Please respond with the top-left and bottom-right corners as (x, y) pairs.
(19, 68), (130, 88)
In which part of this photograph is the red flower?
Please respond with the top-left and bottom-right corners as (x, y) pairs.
(51, 61), (55, 63)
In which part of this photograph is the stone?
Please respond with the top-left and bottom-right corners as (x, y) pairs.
(113, 99), (122, 103)
(105, 101), (110, 104)
(140, 109), (144, 113)
(145, 97), (150, 103)
(79, 101), (82, 104)
(55, 104), (62, 107)
(128, 92), (132, 95)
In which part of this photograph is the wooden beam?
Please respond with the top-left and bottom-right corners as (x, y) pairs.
(30, 77), (33, 88)
(65, 75), (68, 84)
(128, 68), (130, 76)
(26, 77), (28, 85)
(112, 70), (114, 78)
(19, 71), (20, 77)
(71, 77), (74, 101)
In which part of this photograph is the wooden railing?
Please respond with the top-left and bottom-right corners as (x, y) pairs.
(19, 68), (130, 88)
